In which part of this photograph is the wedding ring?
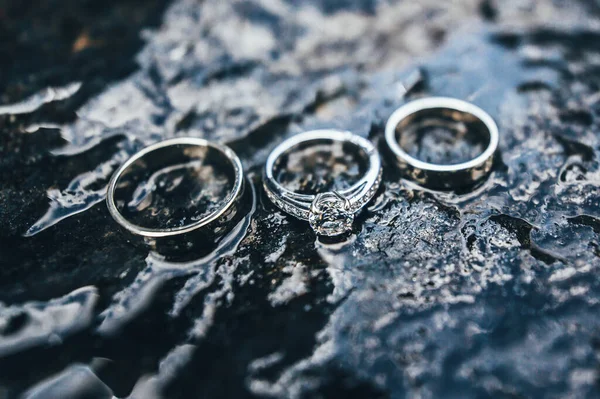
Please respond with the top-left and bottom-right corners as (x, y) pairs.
(107, 137), (243, 238)
(264, 130), (382, 236)
(385, 97), (499, 190)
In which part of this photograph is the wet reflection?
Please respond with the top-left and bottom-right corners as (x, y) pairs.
(98, 180), (256, 336)
(0, 287), (98, 358)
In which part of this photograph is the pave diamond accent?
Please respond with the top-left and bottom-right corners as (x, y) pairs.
(265, 188), (310, 219)
(308, 192), (353, 236)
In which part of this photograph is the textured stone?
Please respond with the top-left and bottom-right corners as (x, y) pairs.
(1, 0), (600, 398)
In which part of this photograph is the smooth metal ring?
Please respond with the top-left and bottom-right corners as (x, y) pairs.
(263, 130), (382, 236)
(385, 97), (499, 190)
(106, 137), (243, 238)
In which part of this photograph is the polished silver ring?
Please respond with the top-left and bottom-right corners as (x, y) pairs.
(107, 137), (243, 238)
(264, 130), (382, 236)
(385, 97), (499, 190)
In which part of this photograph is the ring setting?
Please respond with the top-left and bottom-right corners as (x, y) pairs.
(308, 191), (354, 236)
(263, 130), (382, 237)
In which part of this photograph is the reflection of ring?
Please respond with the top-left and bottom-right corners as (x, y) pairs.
(385, 97), (499, 190)
(106, 137), (243, 238)
(263, 130), (382, 237)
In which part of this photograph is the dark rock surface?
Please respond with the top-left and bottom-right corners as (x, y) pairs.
(2, 0), (600, 398)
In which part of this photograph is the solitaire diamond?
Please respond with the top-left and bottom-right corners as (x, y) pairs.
(308, 192), (353, 236)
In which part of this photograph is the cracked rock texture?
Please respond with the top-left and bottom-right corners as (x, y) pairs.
(2, 0), (600, 398)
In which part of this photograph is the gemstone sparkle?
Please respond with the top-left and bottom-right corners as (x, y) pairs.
(308, 192), (354, 236)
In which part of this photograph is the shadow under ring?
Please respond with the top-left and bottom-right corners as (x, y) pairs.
(385, 97), (499, 191)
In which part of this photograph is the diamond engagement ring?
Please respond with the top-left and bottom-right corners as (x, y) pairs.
(385, 97), (499, 190)
(263, 130), (382, 237)
(107, 137), (243, 238)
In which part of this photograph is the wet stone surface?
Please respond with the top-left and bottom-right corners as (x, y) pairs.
(2, 0), (600, 398)
(275, 141), (368, 195)
(398, 115), (490, 165)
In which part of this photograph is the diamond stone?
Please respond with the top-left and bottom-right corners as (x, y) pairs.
(308, 192), (354, 236)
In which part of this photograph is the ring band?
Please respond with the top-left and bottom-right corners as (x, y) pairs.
(385, 97), (499, 190)
(106, 137), (243, 238)
(263, 130), (381, 236)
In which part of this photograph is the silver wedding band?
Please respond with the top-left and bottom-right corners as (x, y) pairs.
(385, 97), (498, 189)
(106, 137), (243, 238)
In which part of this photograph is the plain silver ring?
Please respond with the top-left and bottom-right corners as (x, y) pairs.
(263, 130), (381, 236)
(106, 137), (243, 238)
(385, 97), (499, 189)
